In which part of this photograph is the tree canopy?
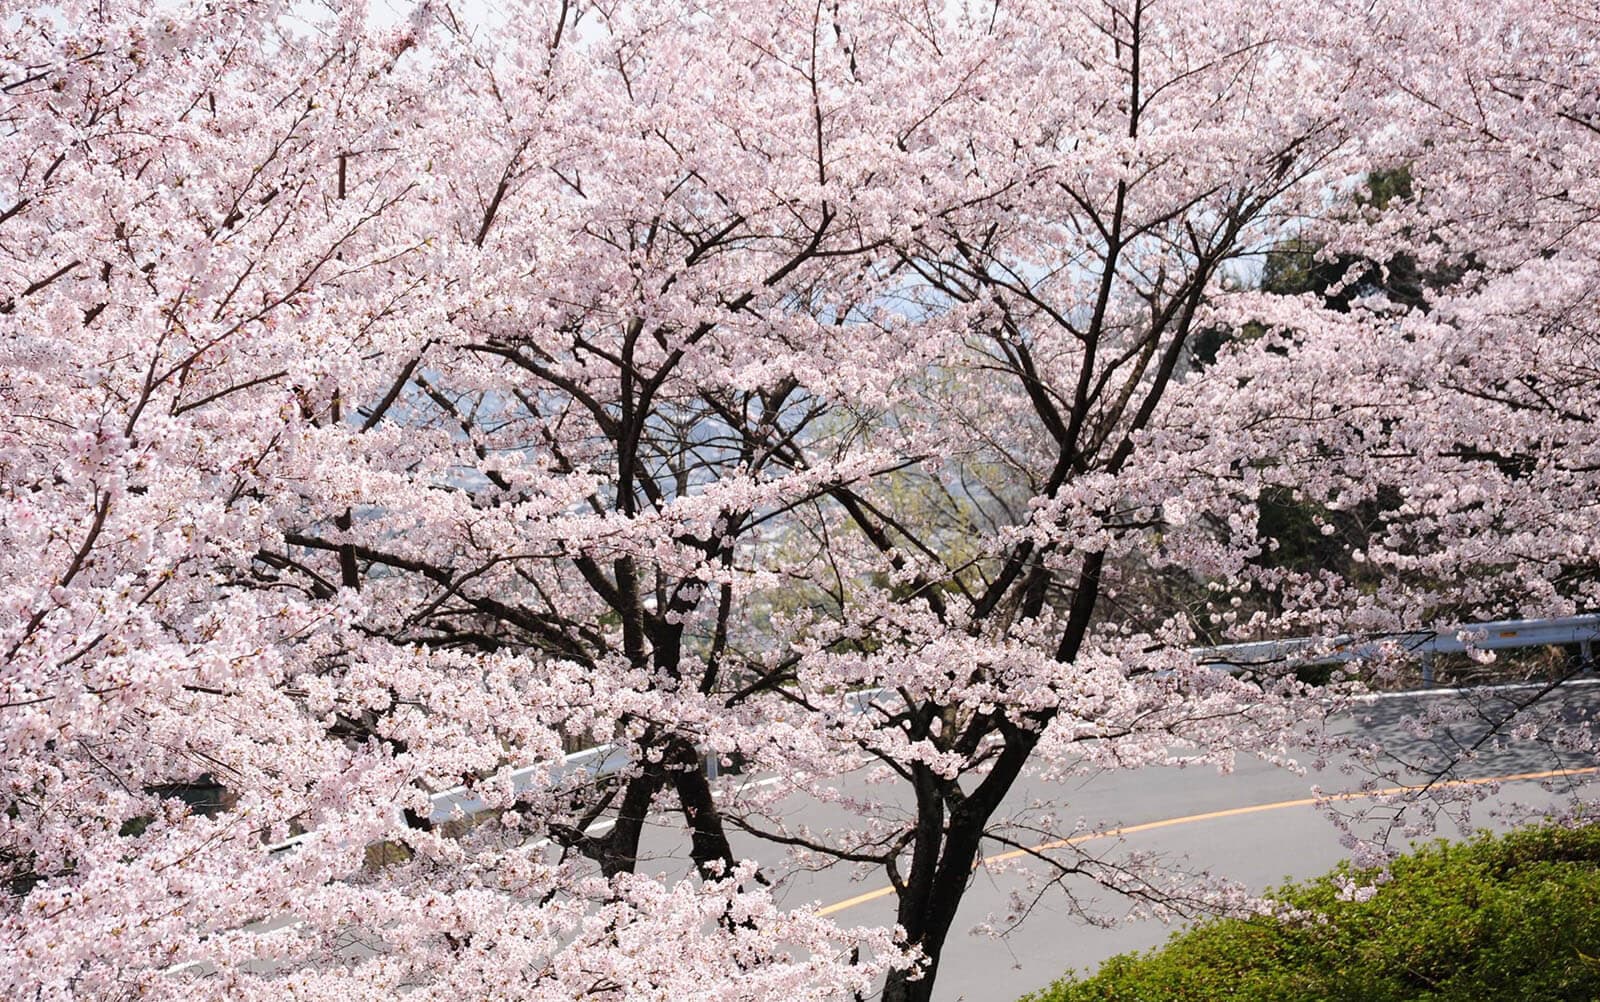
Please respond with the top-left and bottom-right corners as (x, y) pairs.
(3, 1), (1598, 1000)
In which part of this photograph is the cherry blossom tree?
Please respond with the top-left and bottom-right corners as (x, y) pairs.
(1165, 0), (1600, 855)
(2, 1), (914, 996)
(3, 1), (1596, 1001)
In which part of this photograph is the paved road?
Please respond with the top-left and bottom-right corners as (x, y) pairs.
(169, 682), (1599, 995)
(630, 684), (1600, 1001)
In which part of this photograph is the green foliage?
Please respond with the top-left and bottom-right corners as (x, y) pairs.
(1022, 824), (1600, 1002)
(1259, 169), (1433, 313)
(1189, 168), (1451, 369)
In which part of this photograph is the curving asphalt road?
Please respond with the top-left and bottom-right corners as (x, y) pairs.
(629, 683), (1600, 1001)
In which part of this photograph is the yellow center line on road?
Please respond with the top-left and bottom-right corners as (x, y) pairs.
(814, 765), (1600, 917)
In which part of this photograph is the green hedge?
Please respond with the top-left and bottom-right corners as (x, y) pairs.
(1022, 824), (1600, 1002)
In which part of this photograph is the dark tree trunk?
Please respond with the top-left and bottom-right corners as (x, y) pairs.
(881, 730), (1040, 1002)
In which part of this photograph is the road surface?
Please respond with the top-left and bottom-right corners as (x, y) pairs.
(630, 683), (1600, 1000)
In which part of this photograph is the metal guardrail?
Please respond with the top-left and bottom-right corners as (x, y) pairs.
(272, 612), (1595, 837)
(1197, 613), (1600, 685)
(267, 745), (631, 848)
(426, 743), (631, 825)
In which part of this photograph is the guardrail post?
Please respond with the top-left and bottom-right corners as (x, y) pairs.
(1420, 651), (1435, 687)
(1582, 639), (1594, 674)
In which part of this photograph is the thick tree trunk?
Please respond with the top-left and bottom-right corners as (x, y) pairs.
(592, 767), (664, 878)
(672, 756), (739, 879)
(881, 823), (987, 1002)
(881, 730), (1040, 1002)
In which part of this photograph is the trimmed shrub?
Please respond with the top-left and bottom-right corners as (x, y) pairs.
(1022, 824), (1600, 1002)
